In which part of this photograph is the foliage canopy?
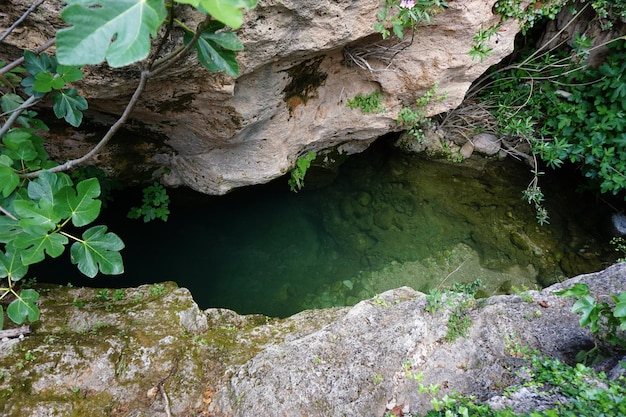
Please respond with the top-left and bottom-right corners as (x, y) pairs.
(0, 0), (257, 329)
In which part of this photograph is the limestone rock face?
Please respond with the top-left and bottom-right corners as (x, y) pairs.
(1, 0), (520, 194)
(1, 265), (624, 416)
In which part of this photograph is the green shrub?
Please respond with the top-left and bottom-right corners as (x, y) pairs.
(533, 40), (626, 197)
(555, 283), (626, 363)
(288, 151), (316, 192)
(128, 182), (170, 222)
(420, 354), (626, 417)
(346, 91), (385, 114)
(374, 0), (448, 40)
(397, 83), (446, 143)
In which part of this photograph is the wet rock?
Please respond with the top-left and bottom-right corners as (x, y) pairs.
(357, 191), (372, 207)
(510, 231), (531, 251)
(374, 207), (395, 230)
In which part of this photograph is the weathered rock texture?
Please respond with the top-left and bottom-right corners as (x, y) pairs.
(1, 0), (520, 193)
(0, 264), (624, 416)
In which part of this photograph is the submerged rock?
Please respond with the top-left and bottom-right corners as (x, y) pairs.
(0, 264), (624, 416)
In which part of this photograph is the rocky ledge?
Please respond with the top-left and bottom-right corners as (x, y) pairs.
(0, 263), (625, 416)
(2, 0), (519, 194)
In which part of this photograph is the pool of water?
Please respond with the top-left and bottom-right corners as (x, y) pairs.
(36, 141), (618, 317)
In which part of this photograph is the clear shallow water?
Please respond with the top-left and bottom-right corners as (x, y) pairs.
(36, 141), (618, 317)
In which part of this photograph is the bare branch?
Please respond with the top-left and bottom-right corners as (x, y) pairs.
(0, 94), (38, 138)
(0, 38), (56, 76)
(0, 0), (45, 43)
(25, 70), (150, 177)
(0, 205), (19, 221)
(0, 325), (31, 339)
(150, 14), (212, 77)
(157, 354), (179, 417)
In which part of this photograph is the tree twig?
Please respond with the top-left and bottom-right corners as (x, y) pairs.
(150, 14), (212, 76)
(0, 0), (45, 43)
(0, 325), (30, 339)
(438, 260), (467, 290)
(0, 94), (38, 138)
(0, 205), (19, 221)
(25, 69), (150, 177)
(157, 354), (180, 417)
(0, 38), (56, 76)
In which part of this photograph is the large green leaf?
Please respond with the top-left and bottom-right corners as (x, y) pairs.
(571, 295), (599, 330)
(27, 171), (72, 204)
(2, 128), (32, 149)
(176, 0), (257, 28)
(23, 51), (56, 75)
(0, 166), (19, 198)
(614, 292), (626, 330)
(7, 289), (40, 324)
(57, 0), (167, 67)
(13, 230), (68, 265)
(56, 64), (84, 83)
(0, 249), (28, 281)
(13, 198), (60, 234)
(21, 51), (57, 97)
(1, 93), (24, 113)
(2, 128), (41, 165)
(0, 216), (21, 244)
(32, 64), (83, 94)
(71, 225), (124, 277)
(553, 283), (590, 298)
(52, 88), (88, 127)
(184, 30), (241, 76)
(34, 71), (65, 93)
(56, 178), (102, 227)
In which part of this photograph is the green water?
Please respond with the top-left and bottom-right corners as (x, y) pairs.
(39, 141), (617, 317)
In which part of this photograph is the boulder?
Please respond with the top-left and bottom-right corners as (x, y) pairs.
(1, 0), (520, 194)
(472, 132), (501, 155)
(1, 264), (625, 416)
(460, 141), (475, 159)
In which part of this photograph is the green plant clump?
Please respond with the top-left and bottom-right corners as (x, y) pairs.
(128, 182), (170, 222)
(397, 83), (447, 143)
(468, 7), (626, 222)
(493, 0), (569, 34)
(420, 354), (626, 417)
(288, 151), (316, 192)
(554, 283), (626, 363)
(375, 0), (448, 40)
(533, 40), (626, 198)
(346, 91), (385, 114)
(425, 278), (482, 342)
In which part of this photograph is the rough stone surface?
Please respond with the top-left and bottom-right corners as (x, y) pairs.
(1, 0), (520, 194)
(1, 264), (625, 416)
(460, 141), (475, 159)
(472, 132), (501, 155)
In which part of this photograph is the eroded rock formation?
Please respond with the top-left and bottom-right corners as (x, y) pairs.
(1, 0), (520, 193)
